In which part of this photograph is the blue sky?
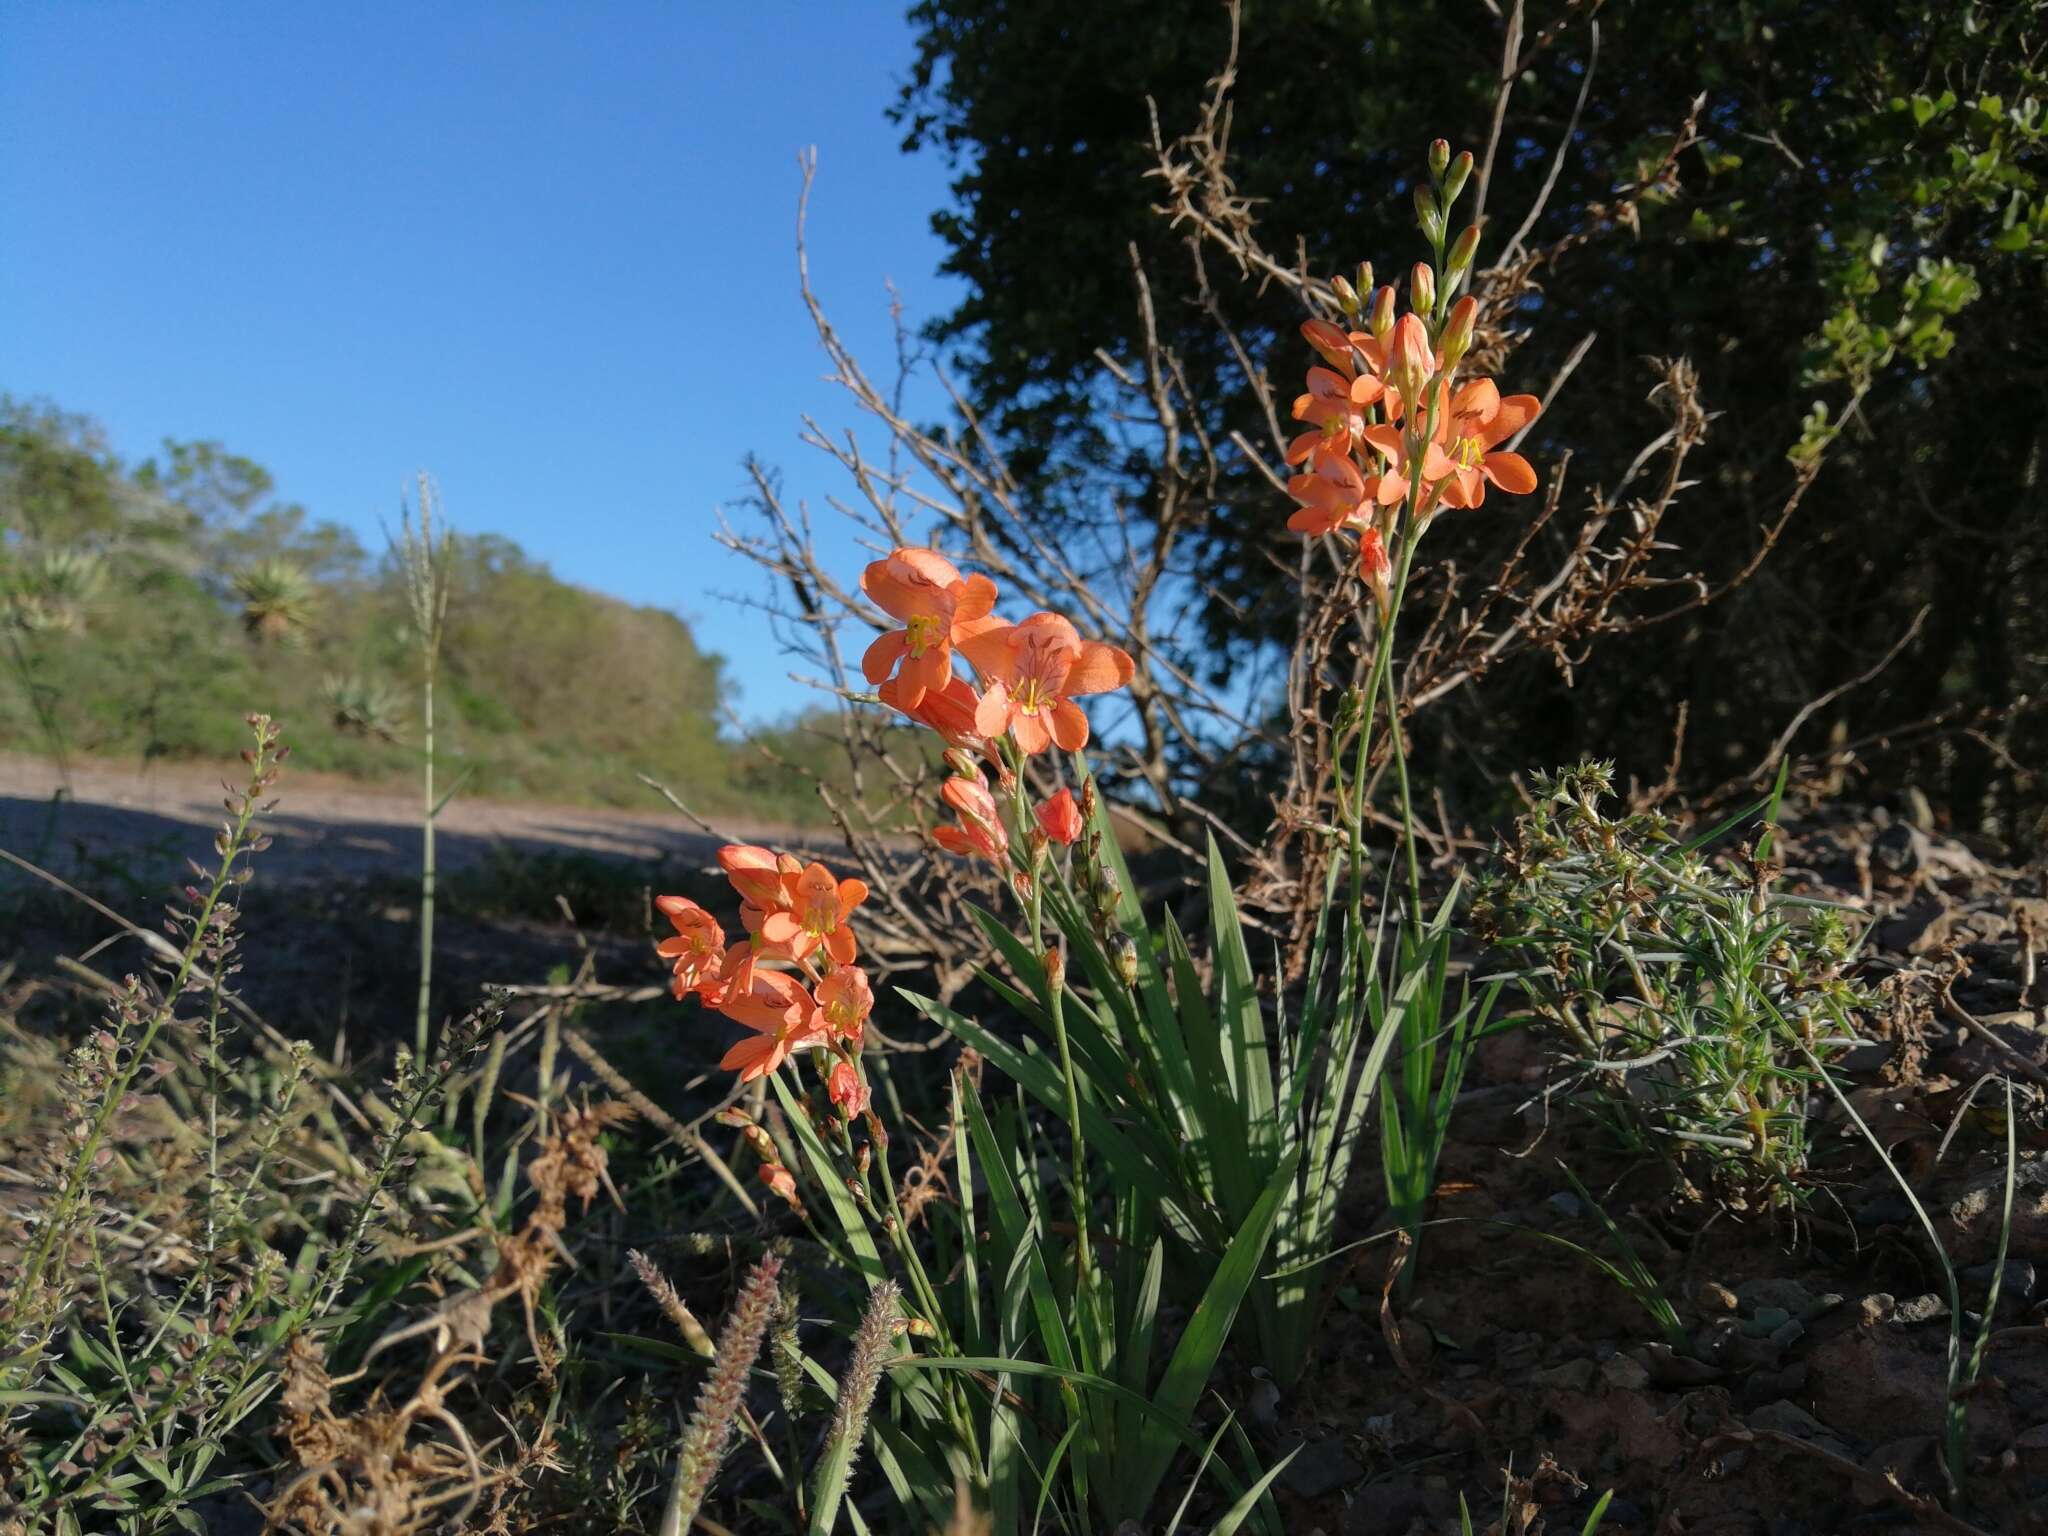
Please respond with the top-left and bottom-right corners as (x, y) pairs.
(1, 1), (963, 723)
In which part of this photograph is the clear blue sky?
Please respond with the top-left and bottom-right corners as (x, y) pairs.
(0, 1), (963, 723)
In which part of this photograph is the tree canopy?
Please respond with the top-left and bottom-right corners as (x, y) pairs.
(897, 0), (2048, 842)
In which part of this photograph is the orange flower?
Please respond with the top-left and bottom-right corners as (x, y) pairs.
(759, 861), (868, 968)
(1359, 420), (1438, 511)
(1286, 447), (1372, 535)
(719, 843), (797, 910)
(716, 968), (821, 1082)
(1036, 788), (1083, 846)
(1286, 366), (1385, 464)
(962, 612), (1134, 754)
(654, 895), (727, 1002)
(860, 547), (999, 709)
(811, 965), (874, 1048)
(1423, 378), (1540, 509)
(933, 775), (1009, 862)
(828, 1060), (870, 1118)
(880, 672), (990, 755)
(720, 846), (868, 969)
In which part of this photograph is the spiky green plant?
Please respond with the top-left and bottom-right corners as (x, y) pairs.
(320, 671), (401, 741)
(6, 545), (105, 634)
(232, 557), (316, 643)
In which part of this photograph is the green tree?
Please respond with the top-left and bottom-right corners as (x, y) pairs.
(898, 0), (2048, 841)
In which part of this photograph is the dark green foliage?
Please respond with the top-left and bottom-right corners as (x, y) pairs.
(899, 0), (2048, 844)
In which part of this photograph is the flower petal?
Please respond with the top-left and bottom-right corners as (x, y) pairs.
(1049, 698), (1091, 751)
(958, 625), (1018, 679)
(1064, 640), (1134, 696)
(1483, 450), (1537, 495)
(861, 628), (908, 686)
(1483, 395), (1541, 448)
(973, 679), (1011, 737)
(952, 572), (998, 624)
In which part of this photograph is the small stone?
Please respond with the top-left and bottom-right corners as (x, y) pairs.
(1743, 1363), (1809, 1406)
(1801, 1292), (1845, 1323)
(1749, 1399), (1856, 1459)
(1277, 1435), (1364, 1499)
(1741, 1305), (1793, 1338)
(1696, 1281), (1739, 1313)
(1600, 1353), (1651, 1391)
(1532, 1357), (1597, 1393)
(1892, 1293), (1949, 1326)
(1855, 1196), (1914, 1227)
(1544, 1190), (1584, 1220)
(1768, 1317), (1807, 1353)
(1642, 1344), (1723, 1387)
(1961, 1258), (2036, 1305)
(1693, 1318), (1739, 1364)
(1494, 1331), (1543, 1371)
(1859, 1292), (1895, 1326)
(1736, 1277), (1815, 1315)
(1872, 821), (1931, 875)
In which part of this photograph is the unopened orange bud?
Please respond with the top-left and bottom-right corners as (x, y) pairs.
(1444, 151), (1474, 206)
(1370, 285), (1396, 342)
(1442, 296), (1478, 365)
(1391, 313), (1434, 386)
(1329, 273), (1360, 318)
(1359, 528), (1394, 619)
(1428, 139), (1451, 178)
(1410, 262), (1437, 315)
(1046, 945), (1066, 995)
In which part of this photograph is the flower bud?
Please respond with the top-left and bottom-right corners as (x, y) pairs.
(1355, 261), (1374, 300)
(1046, 945), (1066, 995)
(1446, 224), (1481, 288)
(1036, 787), (1083, 846)
(1428, 138), (1451, 178)
(1359, 528), (1394, 620)
(1412, 184), (1442, 243)
(1027, 827), (1049, 865)
(1410, 262), (1437, 315)
(1329, 273), (1360, 319)
(943, 748), (984, 782)
(1444, 150), (1474, 207)
(1390, 312), (1434, 396)
(1110, 931), (1139, 989)
(1442, 295), (1478, 366)
(1370, 285), (1396, 342)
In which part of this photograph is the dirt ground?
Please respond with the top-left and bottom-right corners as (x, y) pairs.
(1281, 807), (2048, 1535)
(5, 752), (2047, 1532)
(0, 750), (838, 888)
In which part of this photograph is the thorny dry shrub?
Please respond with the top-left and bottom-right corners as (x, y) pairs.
(717, 5), (1864, 990)
(266, 1098), (630, 1536)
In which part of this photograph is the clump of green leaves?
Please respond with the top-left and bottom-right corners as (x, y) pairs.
(1474, 761), (1871, 1206)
